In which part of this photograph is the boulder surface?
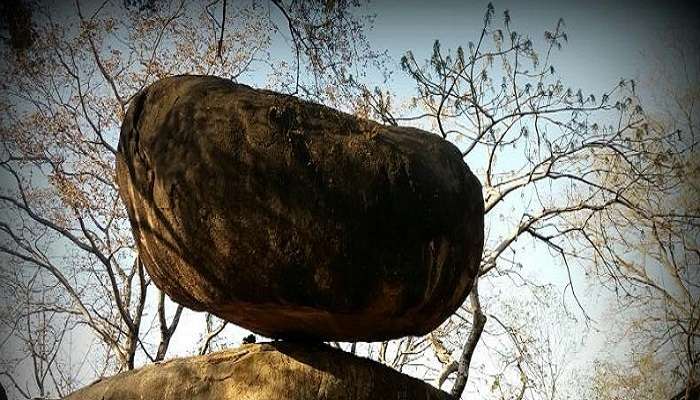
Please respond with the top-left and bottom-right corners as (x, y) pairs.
(64, 342), (450, 400)
(117, 75), (484, 341)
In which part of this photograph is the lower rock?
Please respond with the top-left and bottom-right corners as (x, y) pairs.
(64, 342), (450, 400)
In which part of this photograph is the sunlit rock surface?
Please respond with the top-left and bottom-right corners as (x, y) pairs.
(116, 75), (484, 341)
(64, 342), (450, 400)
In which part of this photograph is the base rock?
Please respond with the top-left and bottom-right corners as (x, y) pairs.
(64, 342), (451, 400)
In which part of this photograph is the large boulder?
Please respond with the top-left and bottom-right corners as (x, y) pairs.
(117, 75), (484, 341)
(64, 342), (451, 400)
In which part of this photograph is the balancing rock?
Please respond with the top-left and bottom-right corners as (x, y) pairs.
(116, 75), (484, 341)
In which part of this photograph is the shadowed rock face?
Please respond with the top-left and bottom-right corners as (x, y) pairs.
(64, 342), (451, 400)
(117, 75), (484, 341)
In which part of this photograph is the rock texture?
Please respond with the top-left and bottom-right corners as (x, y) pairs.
(64, 342), (451, 400)
(117, 75), (484, 341)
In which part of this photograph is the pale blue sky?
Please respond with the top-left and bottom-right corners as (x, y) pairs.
(377, 0), (695, 97)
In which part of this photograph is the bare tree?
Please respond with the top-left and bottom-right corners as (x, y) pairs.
(1, 2), (694, 400)
(353, 4), (694, 399)
(591, 353), (676, 400)
(582, 30), (699, 398)
(197, 313), (228, 356)
(0, 1), (382, 398)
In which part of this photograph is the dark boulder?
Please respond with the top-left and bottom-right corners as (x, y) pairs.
(117, 75), (484, 341)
